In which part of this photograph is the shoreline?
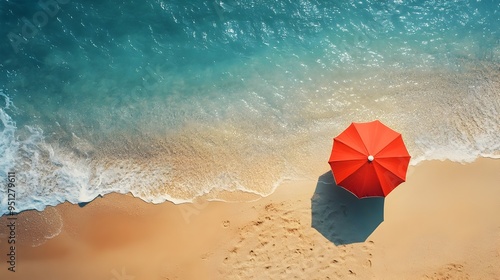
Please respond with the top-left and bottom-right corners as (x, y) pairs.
(3, 155), (499, 218)
(1, 158), (499, 279)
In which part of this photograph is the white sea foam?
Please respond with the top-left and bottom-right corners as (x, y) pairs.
(0, 91), (18, 174)
(1, 0), (499, 216)
(2, 58), (500, 215)
(4, 53), (500, 215)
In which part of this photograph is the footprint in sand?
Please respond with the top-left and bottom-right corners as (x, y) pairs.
(424, 263), (469, 279)
(363, 240), (375, 249)
(361, 240), (375, 268)
(337, 246), (348, 263)
(329, 241), (375, 276)
(330, 259), (340, 267)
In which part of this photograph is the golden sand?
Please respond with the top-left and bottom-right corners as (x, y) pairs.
(1, 159), (499, 279)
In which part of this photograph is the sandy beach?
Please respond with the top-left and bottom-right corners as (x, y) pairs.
(1, 1), (499, 279)
(1, 158), (499, 280)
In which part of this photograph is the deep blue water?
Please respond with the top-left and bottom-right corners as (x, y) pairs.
(0, 0), (499, 214)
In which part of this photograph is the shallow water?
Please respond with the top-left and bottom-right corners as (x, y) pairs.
(1, 0), (499, 214)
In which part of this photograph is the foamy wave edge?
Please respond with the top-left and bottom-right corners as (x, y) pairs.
(1, 89), (499, 216)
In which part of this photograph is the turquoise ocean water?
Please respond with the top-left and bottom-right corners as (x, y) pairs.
(1, 0), (499, 214)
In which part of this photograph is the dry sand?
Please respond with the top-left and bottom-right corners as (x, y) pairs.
(1, 158), (499, 279)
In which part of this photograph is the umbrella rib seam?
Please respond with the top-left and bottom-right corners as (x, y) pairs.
(374, 160), (406, 182)
(333, 138), (368, 157)
(329, 159), (367, 163)
(353, 123), (371, 155)
(376, 155), (411, 159)
(335, 162), (367, 186)
(374, 134), (404, 156)
(371, 163), (392, 196)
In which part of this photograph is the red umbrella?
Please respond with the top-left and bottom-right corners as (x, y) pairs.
(328, 120), (411, 198)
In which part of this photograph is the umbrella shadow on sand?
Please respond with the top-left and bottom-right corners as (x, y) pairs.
(311, 171), (385, 245)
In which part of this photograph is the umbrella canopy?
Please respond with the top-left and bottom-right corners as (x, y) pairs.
(328, 120), (411, 198)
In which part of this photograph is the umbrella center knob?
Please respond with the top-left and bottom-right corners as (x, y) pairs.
(368, 155), (374, 162)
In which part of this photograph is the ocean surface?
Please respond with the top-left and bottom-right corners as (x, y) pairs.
(1, 0), (499, 214)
